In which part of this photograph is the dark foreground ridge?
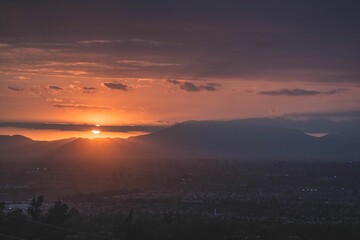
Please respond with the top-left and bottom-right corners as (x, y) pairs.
(1, 194), (360, 240)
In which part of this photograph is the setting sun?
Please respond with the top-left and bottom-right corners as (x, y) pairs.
(91, 129), (101, 135)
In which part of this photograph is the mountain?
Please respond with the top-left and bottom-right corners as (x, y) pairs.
(130, 120), (359, 160)
(0, 134), (33, 146)
(0, 118), (359, 163)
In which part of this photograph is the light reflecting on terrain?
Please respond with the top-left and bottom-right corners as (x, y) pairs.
(304, 132), (329, 138)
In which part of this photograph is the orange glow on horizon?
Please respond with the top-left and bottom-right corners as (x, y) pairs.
(0, 127), (148, 141)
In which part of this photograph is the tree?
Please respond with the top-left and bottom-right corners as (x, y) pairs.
(0, 201), (5, 213)
(0, 201), (5, 228)
(45, 201), (72, 226)
(42, 201), (76, 240)
(27, 195), (44, 220)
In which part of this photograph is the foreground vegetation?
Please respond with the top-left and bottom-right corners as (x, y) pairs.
(0, 196), (359, 240)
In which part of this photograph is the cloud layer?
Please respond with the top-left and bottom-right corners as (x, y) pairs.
(259, 88), (347, 96)
(0, 121), (167, 133)
(52, 103), (110, 111)
(1, 1), (359, 83)
(286, 110), (360, 119)
(0, 1), (359, 126)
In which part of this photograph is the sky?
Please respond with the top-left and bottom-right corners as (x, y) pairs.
(0, 0), (359, 139)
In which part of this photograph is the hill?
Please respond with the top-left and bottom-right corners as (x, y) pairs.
(0, 118), (359, 163)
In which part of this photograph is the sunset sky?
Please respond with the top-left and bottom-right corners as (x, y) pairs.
(0, 1), (359, 139)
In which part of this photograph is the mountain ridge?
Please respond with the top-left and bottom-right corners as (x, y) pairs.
(1, 118), (359, 162)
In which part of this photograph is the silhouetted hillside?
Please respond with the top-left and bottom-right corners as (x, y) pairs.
(132, 120), (359, 160)
(0, 118), (359, 163)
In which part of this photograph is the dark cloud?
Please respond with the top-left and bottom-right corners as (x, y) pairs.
(52, 103), (110, 111)
(323, 88), (347, 95)
(0, 121), (167, 133)
(103, 82), (128, 91)
(168, 80), (220, 92)
(0, 1), (359, 83)
(180, 82), (200, 92)
(259, 89), (321, 96)
(167, 79), (181, 85)
(82, 87), (97, 94)
(8, 86), (24, 92)
(259, 88), (347, 96)
(47, 85), (63, 91)
(199, 83), (221, 91)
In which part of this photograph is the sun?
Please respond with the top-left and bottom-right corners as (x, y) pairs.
(91, 129), (101, 135)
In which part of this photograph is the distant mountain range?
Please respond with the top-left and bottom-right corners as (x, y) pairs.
(1, 118), (359, 163)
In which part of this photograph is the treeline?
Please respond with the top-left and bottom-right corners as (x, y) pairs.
(1, 197), (360, 240)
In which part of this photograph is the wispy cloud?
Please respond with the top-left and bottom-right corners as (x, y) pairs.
(81, 87), (97, 94)
(77, 39), (123, 45)
(116, 59), (178, 67)
(131, 38), (172, 46)
(0, 43), (10, 48)
(46, 98), (63, 103)
(258, 88), (347, 96)
(77, 38), (175, 46)
(52, 103), (110, 111)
